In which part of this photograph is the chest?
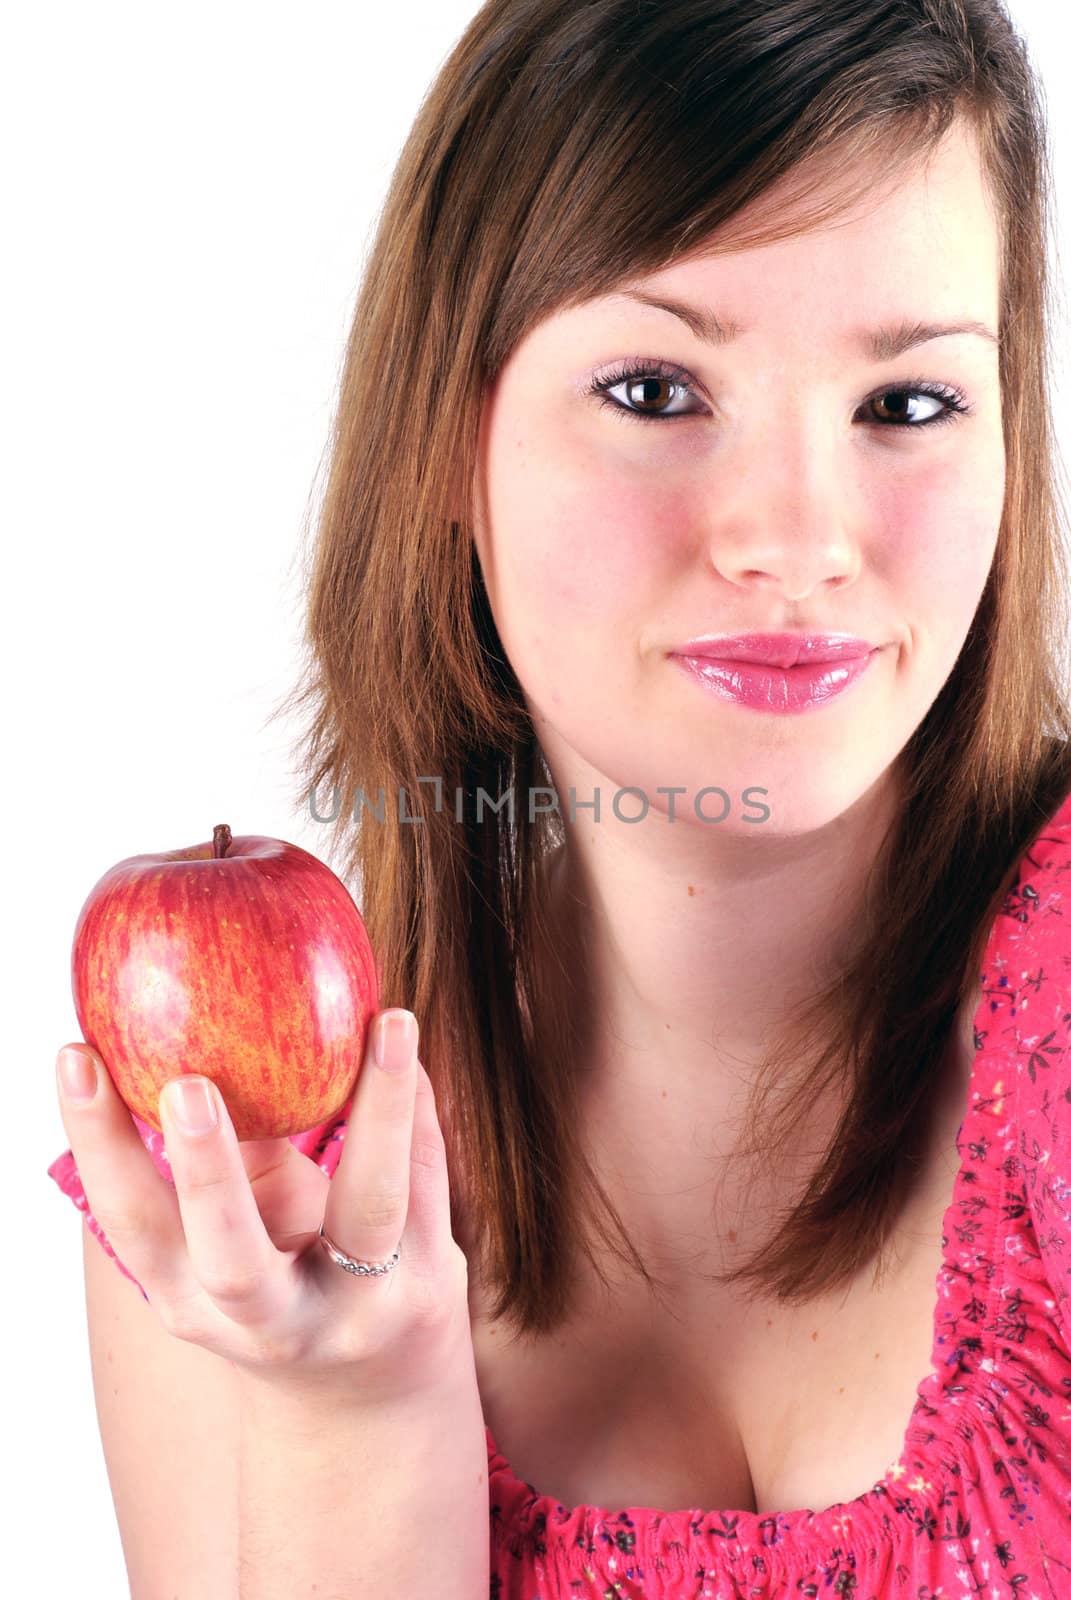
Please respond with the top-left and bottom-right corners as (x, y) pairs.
(470, 1045), (969, 1519)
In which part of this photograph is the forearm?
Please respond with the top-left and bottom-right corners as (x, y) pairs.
(237, 1362), (490, 1598)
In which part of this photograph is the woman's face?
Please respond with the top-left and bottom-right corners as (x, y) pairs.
(471, 120), (1005, 835)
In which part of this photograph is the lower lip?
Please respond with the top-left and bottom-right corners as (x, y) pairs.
(671, 649), (878, 713)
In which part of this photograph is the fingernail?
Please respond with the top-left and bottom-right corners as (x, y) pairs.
(58, 1047), (97, 1103)
(163, 1076), (219, 1135)
(373, 1010), (417, 1073)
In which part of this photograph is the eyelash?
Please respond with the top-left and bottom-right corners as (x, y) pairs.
(586, 357), (972, 431)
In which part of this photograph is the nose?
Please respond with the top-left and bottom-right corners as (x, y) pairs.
(706, 417), (863, 603)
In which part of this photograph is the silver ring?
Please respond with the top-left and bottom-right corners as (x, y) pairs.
(318, 1221), (401, 1277)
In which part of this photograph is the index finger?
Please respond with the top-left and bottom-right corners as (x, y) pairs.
(55, 1043), (199, 1307)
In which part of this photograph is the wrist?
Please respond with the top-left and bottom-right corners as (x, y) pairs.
(233, 1344), (482, 1430)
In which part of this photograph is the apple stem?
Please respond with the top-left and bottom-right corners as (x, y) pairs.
(213, 823), (232, 859)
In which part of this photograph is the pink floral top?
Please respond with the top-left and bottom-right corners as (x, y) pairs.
(49, 784), (1071, 1598)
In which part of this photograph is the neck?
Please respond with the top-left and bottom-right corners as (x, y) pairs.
(534, 770), (926, 1281)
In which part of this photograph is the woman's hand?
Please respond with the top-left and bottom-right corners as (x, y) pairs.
(55, 1010), (474, 1410)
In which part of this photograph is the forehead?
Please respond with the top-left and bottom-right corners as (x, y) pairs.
(539, 120), (1000, 354)
(683, 116), (996, 260)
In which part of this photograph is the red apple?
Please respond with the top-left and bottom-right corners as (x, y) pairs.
(71, 823), (380, 1140)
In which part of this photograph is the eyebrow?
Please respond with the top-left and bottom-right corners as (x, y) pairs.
(611, 288), (1000, 362)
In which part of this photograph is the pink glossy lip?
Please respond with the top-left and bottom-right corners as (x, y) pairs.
(672, 632), (876, 667)
(670, 636), (880, 714)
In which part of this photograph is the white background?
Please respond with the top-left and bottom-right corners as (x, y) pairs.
(4, 1), (1068, 1591)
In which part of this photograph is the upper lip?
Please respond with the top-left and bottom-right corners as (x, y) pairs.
(672, 632), (877, 667)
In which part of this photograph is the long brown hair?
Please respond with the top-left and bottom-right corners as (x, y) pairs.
(273, 0), (1071, 1339)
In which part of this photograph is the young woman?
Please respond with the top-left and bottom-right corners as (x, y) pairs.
(49, 1), (1071, 1595)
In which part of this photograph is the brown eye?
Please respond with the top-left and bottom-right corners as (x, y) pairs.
(864, 387), (966, 432)
(589, 359), (703, 424)
(588, 362), (970, 430)
(620, 375), (681, 415)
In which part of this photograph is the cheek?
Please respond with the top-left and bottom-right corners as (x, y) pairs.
(492, 450), (679, 640)
(482, 438), (685, 721)
(877, 449), (1003, 626)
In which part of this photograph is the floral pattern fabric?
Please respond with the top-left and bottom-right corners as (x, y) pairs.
(48, 784), (1071, 1597)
